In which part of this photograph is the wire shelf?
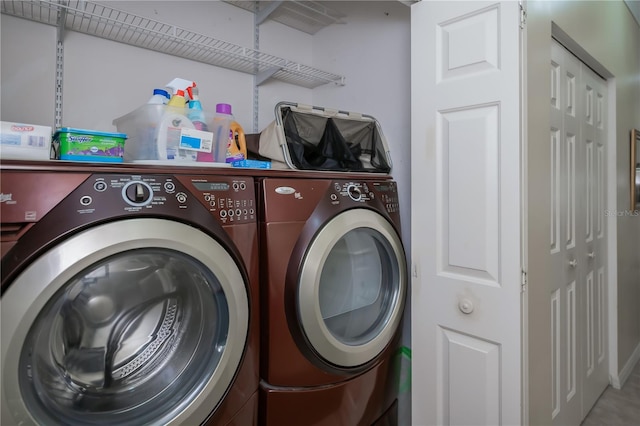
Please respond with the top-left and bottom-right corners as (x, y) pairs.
(223, 0), (346, 35)
(1, 0), (345, 88)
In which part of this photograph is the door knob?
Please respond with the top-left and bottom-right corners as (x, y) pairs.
(588, 252), (595, 259)
(568, 259), (578, 268)
(458, 298), (474, 314)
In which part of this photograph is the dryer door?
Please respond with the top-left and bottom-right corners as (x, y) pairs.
(297, 208), (407, 368)
(1, 218), (248, 426)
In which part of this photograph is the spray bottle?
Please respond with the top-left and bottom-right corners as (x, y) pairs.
(158, 78), (196, 161)
(186, 86), (216, 163)
(166, 78), (194, 107)
(187, 86), (207, 130)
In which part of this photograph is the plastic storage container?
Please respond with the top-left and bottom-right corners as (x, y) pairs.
(54, 127), (126, 163)
(113, 104), (226, 163)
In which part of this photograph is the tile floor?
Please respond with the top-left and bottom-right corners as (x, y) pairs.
(581, 359), (640, 425)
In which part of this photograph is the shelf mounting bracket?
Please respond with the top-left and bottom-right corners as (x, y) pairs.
(255, 1), (282, 25)
(256, 66), (282, 86)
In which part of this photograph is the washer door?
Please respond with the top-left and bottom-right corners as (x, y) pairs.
(1, 218), (249, 426)
(297, 209), (406, 368)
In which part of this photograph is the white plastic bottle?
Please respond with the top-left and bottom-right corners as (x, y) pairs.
(147, 88), (170, 105)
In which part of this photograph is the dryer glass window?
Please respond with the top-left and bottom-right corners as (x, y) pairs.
(18, 248), (230, 426)
(319, 228), (399, 346)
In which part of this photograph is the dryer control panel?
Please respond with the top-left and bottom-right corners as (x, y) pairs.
(331, 180), (399, 214)
(180, 176), (256, 225)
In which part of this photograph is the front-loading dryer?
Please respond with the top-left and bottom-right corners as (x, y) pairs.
(258, 177), (407, 426)
(1, 162), (259, 426)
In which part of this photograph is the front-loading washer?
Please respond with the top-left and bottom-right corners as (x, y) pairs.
(258, 177), (407, 426)
(1, 161), (259, 425)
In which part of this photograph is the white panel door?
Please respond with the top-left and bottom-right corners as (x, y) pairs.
(411, 2), (523, 425)
(580, 60), (608, 418)
(549, 41), (582, 426)
(549, 40), (608, 426)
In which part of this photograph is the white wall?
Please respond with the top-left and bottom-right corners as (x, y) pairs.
(1, 16), (57, 125)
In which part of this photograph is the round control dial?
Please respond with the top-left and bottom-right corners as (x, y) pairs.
(122, 181), (153, 206)
(347, 184), (362, 201)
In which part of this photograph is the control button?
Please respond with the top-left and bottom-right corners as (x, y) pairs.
(236, 209), (242, 217)
(233, 182), (240, 191)
(204, 195), (211, 202)
(249, 208), (255, 215)
(80, 195), (92, 206)
(330, 194), (338, 201)
(220, 210), (227, 218)
(164, 182), (176, 193)
(94, 181), (107, 192)
(176, 192), (188, 204)
(243, 209), (248, 215)
(240, 182), (246, 190)
(228, 209), (235, 217)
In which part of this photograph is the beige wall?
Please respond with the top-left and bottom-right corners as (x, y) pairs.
(526, 1), (640, 424)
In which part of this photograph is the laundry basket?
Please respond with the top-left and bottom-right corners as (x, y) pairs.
(258, 102), (392, 173)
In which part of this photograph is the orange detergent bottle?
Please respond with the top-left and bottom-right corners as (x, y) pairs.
(226, 121), (247, 163)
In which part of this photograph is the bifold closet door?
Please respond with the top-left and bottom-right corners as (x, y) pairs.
(549, 39), (608, 426)
(411, 2), (523, 425)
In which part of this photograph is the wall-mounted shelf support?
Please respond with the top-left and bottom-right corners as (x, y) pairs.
(256, 66), (281, 86)
(224, 0), (346, 35)
(255, 1), (282, 26)
(1, 0), (346, 89)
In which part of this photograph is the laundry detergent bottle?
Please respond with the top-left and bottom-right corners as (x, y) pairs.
(226, 121), (247, 163)
(209, 103), (233, 163)
(147, 88), (170, 105)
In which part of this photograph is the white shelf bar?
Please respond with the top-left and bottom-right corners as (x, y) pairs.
(1, 0), (345, 88)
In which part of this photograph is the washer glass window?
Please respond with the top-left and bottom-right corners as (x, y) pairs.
(19, 248), (229, 426)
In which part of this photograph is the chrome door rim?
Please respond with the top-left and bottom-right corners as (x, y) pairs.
(297, 209), (406, 368)
(1, 218), (249, 426)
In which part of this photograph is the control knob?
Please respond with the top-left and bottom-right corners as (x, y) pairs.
(347, 184), (362, 201)
(122, 181), (153, 206)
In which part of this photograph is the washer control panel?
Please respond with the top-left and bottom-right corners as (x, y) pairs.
(76, 174), (255, 225)
(330, 180), (399, 214)
(186, 177), (255, 224)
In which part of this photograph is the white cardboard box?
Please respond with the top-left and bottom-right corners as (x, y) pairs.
(0, 121), (52, 161)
